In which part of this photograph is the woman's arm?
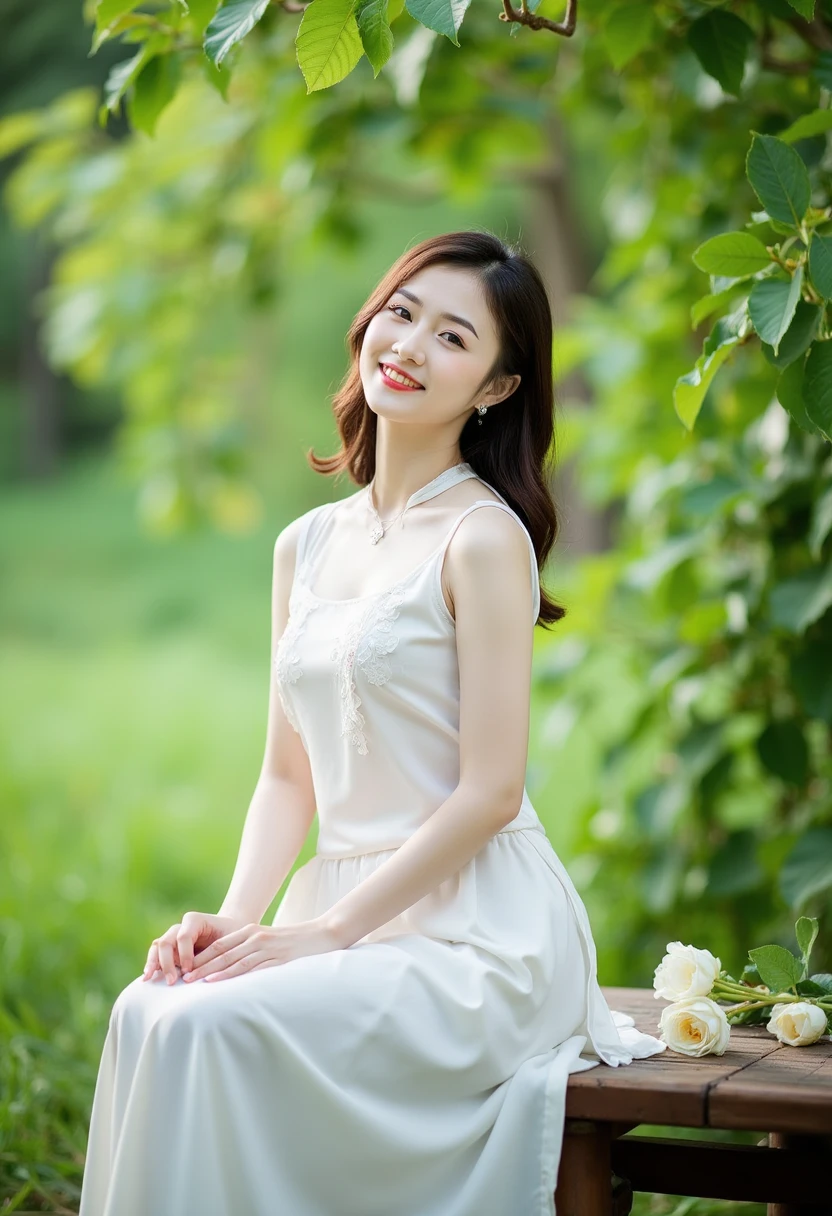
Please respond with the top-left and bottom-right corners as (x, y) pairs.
(218, 517), (318, 925)
(322, 507), (536, 949)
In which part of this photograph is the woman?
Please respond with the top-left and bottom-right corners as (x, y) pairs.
(79, 229), (665, 1216)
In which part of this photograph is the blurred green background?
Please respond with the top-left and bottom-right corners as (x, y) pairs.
(2, 0), (831, 1211)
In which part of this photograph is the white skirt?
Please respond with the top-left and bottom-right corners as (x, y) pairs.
(79, 827), (662, 1216)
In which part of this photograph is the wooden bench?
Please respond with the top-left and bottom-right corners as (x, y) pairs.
(555, 986), (832, 1216)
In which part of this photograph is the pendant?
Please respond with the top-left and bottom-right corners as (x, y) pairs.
(369, 523), (384, 544)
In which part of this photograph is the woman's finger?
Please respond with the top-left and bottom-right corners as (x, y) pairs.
(203, 952), (266, 982)
(157, 937), (179, 985)
(185, 929), (255, 981)
(142, 942), (160, 981)
(177, 926), (196, 974)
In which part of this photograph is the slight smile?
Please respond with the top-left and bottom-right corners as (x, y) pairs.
(379, 363), (424, 390)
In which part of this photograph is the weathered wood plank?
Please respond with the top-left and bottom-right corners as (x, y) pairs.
(709, 1045), (832, 1134)
(586, 988), (832, 1136)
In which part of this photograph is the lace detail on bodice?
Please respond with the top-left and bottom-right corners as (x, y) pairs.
(273, 574), (322, 733)
(329, 587), (405, 755)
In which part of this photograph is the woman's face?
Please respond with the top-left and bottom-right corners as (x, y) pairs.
(359, 264), (517, 427)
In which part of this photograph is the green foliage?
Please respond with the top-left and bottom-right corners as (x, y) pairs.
(679, 130), (830, 435)
(749, 942), (806, 991)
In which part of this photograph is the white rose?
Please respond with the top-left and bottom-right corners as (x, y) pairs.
(766, 1002), (829, 1047)
(653, 941), (722, 1001)
(659, 996), (731, 1057)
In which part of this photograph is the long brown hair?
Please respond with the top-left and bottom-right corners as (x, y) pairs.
(307, 228), (565, 627)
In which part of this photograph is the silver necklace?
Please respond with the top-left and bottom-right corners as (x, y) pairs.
(365, 462), (472, 545)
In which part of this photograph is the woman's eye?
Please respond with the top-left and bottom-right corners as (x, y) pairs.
(387, 304), (464, 347)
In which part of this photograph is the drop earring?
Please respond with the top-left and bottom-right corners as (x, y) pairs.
(476, 405), (488, 426)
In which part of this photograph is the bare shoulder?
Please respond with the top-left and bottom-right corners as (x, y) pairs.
(273, 504), (325, 582)
(446, 500), (530, 563)
(442, 499), (532, 620)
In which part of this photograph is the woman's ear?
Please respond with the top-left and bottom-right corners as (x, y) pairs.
(483, 373), (521, 409)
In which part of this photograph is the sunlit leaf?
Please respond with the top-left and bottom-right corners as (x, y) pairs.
(404, 0), (472, 46)
(296, 0), (365, 92)
(356, 0), (394, 75)
(778, 109), (832, 144)
(746, 134), (811, 228)
(748, 266), (803, 354)
(204, 0), (270, 67)
(760, 300), (821, 370)
(692, 232), (771, 278)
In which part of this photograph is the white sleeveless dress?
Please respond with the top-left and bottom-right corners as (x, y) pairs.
(79, 461), (665, 1216)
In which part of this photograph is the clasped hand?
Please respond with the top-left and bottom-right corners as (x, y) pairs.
(185, 920), (343, 983)
(142, 909), (344, 985)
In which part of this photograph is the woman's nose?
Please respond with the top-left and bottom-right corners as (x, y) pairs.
(394, 342), (424, 365)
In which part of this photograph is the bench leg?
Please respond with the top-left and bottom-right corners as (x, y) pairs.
(555, 1119), (613, 1216)
(767, 1132), (832, 1216)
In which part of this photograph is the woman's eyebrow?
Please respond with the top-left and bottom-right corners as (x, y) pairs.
(395, 288), (479, 340)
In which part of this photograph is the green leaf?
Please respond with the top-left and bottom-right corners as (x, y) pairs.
(769, 564), (832, 632)
(602, 1), (654, 71)
(776, 355), (822, 437)
(808, 233), (832, 300)
(91, 12), (154, 54)
(809, 973), (832, 994)
(787, 0), (815, 16)
(356, 0), (394, 75)
(761, 300), (822, 370)
(95, 0), (143, 30)
(804, 340), (832, 441)
(796, 979), (828, 996)
(692, 232), (771, 278)
(204, 0), (270, 67)
(624, 534), (703, 590)
(791, 642), (832, 722)
(808, 485), (832, 560)
(748, 267), (803, 354)
(187, 0), (220, 34)
(674, 308), (747, 429)
(778, 109), (832, 144)
(780, 828), (832, 908)
(690, 283), (748, 329)
(756, 720), (809, 786)
(748, 944), (803, 994)
(680, 474), (744, 518)
(404, 0), (471, 45)
(102, 43), (156, 116)
(746, 134), (811, 228)
(687, 11), (754, 95)
(296, 0), (365, 92)
(795, 916), (819, 970)
(129, 52), (181, 135)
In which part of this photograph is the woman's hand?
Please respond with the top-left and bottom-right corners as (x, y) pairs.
(182, 917), (344, 983)
(142, 911), (251, 985)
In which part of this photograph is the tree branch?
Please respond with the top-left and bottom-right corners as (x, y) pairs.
(498, 0), (576, 36)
